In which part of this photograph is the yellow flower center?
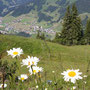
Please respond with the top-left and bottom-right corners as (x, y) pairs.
(38, 70), (40, 72)
(32, 61), (34, 64)
(1, 84), (3, 87)
(33, 70), (36, 73)
(21, 77), (25, 81)
(13, 52), (18, 55)
(68, 71), (76, 77)
(28, 62), (31, 66)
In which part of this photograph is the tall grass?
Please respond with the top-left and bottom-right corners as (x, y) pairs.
(0, 35), (90, 89)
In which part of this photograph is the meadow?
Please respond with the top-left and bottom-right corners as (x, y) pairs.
(0, 35), (90, 90)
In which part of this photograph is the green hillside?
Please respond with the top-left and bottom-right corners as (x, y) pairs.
(0, 35), (90, 89)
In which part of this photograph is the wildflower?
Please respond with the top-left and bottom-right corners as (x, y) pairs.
(32, 66), (40, 74)
(7, 48), (23, 58)
(18, 74), (28, 82)
(37, 67), (43, 73)
(54, 82), (57, 85)
(21, 58), (33, 68)
(0, 84), (7, 88)
(45, 88), (47, 90)
(84, 81), (87, 84)
(47, 80), (52, 85)
(29, 67), (33, 75)
(21, 56), (39, 68)
(30, 56), (39, 66)
(36, 85), (39, 88)
(83, 75), (87, 78)
(72, 86), (76, 90)
(61, 69), (82, 83)
(29, 66), (43, 75)
(52, 71), (55, 73)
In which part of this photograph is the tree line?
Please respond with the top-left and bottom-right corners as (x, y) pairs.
(54, 4), (90, 45)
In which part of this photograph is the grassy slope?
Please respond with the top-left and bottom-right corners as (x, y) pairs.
(0, 35), (90, 88)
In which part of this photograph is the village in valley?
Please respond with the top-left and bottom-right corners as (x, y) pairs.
(0, 16), (56, 38)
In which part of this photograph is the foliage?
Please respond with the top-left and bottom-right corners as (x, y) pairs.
(59, 4), (83, 45)
(60, 6), (72, 45)
(53, 32), (61, 43)
(36, 31), (45, 40)
(84, 18), (90, 44)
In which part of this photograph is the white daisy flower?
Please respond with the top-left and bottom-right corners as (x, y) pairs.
(72, 86), (76, 90)
(28, 56), (39, 66)
(29, 66), (43, 75)
(0, 84), (7, 88)
(36, 85), (39, 88)
(29, 67), (33, 75)
(32, 66), (39, 74)
(52, 71), (55, 73)
(61, 69), (82, 83)
(83, 75), (87, 78)
(21, 58), (33, 68)
(18, 74), (28, 82)
(45, 88), (47, 90)
(21, 56), (39, 68)
(37, 67), (43, 73)
(84, 81), (87, 84)
(7, 48), (23, 58)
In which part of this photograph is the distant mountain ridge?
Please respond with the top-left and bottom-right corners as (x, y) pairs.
(0, 0), (33, 16)
(0, 0), (90, 24)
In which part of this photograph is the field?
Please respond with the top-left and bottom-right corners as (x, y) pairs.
(0, 35), (90, 90)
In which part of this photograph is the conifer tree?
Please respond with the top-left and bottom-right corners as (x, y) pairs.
(61, 6), (72, 45)
(55, 32), (60, 39)
(54, 32), (61, 43)
(85, 19), (90, 44)
(60, 4), (82, 45)
(71, 3), (82, 45)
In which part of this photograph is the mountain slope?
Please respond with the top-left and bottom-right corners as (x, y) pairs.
(0, 0), (90, 36)
(0, 0), (90, 17)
